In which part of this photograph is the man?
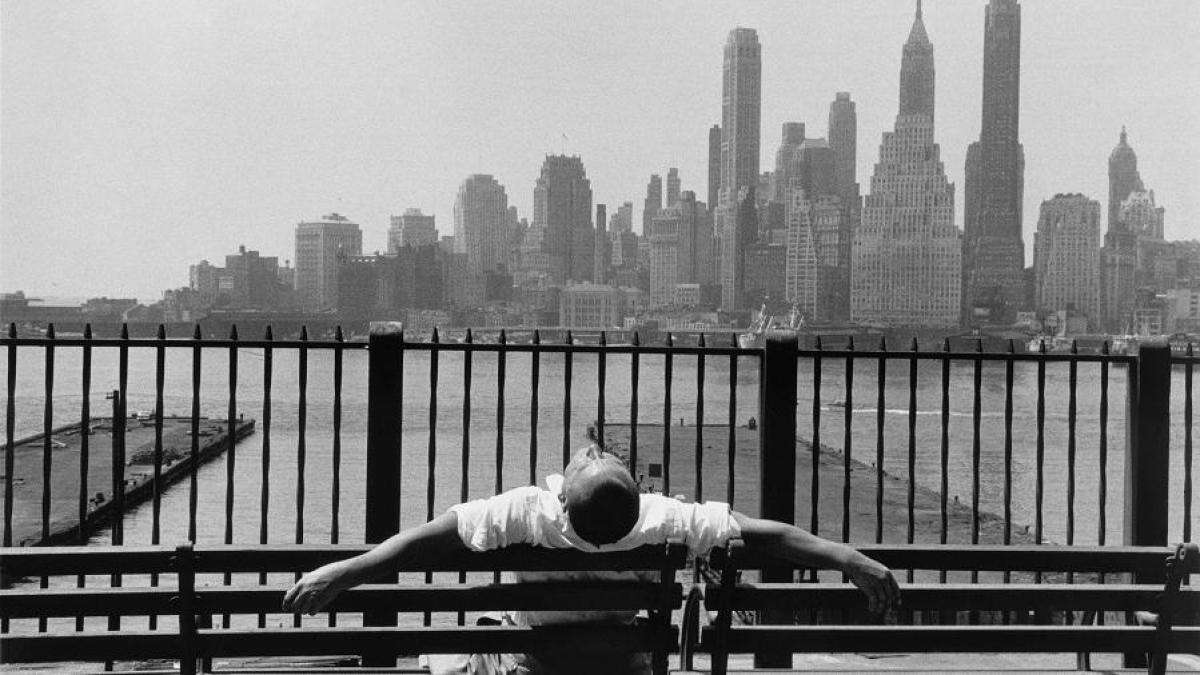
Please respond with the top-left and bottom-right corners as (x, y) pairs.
(283, 436), (900, 673)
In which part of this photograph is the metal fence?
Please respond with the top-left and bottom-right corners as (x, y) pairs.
(0, 321), (1195, 636)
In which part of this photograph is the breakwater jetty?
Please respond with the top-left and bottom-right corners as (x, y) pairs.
(1, 415), (255, 546)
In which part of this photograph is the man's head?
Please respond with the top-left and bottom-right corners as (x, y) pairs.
(560, 444), (640, 546)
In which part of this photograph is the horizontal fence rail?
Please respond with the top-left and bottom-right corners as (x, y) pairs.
(0, 321), (1195, 667)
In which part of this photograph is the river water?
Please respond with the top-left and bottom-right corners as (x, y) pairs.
(2, 346), (1196, 549)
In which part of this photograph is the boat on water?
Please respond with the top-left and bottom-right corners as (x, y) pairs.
(738, 303), (805, 349)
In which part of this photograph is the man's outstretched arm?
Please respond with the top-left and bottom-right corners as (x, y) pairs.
(731, 511), (900, 614)
(282, 511), (467, 615)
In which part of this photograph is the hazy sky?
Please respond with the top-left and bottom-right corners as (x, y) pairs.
(2, 0), (1198, 301)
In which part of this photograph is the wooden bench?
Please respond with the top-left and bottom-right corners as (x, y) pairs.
(684, 542), (1199, 675)
(0, 542), (687, 674)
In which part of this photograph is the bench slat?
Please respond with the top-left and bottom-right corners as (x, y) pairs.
(704, 583), (1198, 614)
(196, 582), (682, 614)
(0, 631), (181, 662)
(720, 545), (1184, 574)
(0, 546), (175, 577)
(198, 624), (679, 657)
(192, 543), (688, 573)
(699, 625), (1200, 654)
(0, 587), (177, 617)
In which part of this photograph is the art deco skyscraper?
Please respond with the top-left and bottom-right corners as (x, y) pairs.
(1034, 194), (1101, 327)
(851, 2), (961, 328)
(1108, 127), (1144, 229)
(666, 168), (681, 207)
(770, 122), (805, 204)
(828, 93), (858, 214)
(708, 125), (721, 212)
(717, 27), (762, 310)
(454, 175), (510, 274)
(963, 0), (1025, 324)
(532, 155), (593, 284)
(643, 173), (663, 233)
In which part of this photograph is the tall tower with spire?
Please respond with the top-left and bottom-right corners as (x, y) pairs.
(1107, 126), (1144, 230)
(851, 2), (961, 328)
(962, 0), (1025, 324)
(717, 27), (762, 311)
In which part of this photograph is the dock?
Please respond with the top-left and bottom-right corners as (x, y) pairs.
(1, 416), (255, 546)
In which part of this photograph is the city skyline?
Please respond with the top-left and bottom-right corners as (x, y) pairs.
(2, 1), (1198, 299)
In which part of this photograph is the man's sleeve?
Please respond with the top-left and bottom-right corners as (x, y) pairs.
(448, 486), (541, 551)
(680, 500), (742, 555)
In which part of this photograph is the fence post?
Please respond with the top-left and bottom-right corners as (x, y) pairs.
(756, 331), (798, 669)
(1124, 339), (1170, 668)
(1124, 339), (1170, 550)
(363, 321), (404, 666)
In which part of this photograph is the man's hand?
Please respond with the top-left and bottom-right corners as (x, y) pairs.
(282, 562), (349, 615)
(843, 552), (901, 615)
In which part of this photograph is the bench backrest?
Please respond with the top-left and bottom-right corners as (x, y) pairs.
(1, 542), (688, 674)
(693, 542), (1198, 675)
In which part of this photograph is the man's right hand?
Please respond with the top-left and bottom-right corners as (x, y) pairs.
(282, 561), (349, 615)
(843, 552), (901, 615)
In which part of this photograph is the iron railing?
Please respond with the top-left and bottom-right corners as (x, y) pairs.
(0, 321), (1195, 642)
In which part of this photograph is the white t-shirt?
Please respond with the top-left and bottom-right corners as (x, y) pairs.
(448, 474), (740, 625)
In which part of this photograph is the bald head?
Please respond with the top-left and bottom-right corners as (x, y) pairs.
(562, 448), (640, 546)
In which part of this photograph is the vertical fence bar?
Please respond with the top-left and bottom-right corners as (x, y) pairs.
(458, 329), (472, 626)
(296, 326), (308, 554)
(938, 338), (949, 585)
(1067, 341), (1079, 553)
(1184, 343), (1193, 542)
(425, 327), (439, 627)
(811, 337), (823, 541)
(189, 325), (201, 543)
(907, 338), (917, 544)
(149, 324), (166, 631)
(875, 337), (886, 544)
(1003, 340), (1015, 597)
(259, 327), (273, 630)
(496, 331), (506, 493)
(1036, 339), (1046, 548)
(530, 331), (540, 486)
(223, 324), (237, 629)
(971, 339), (982, 551)
(562, 331), (573, 468)
(597, 331), (607, 438)
(38, 324), (54, 632)
(695, 334), (705, 502)
(364, 322), (404, 667)
(756, 332), (798, 669)
(75, 324), (92, 631)
(663, 333), (673, 496)
(630, 332), (640, 475)
(332, 327), (343, 547)
(108, 389), (124, 638)
(3, 324), (15, 549)
(1099, 341), (1110, 548)
(842, 337), (854, 544)
(726, 333), (737, 506)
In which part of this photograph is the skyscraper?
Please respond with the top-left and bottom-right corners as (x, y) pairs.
(963, 0), (1025, 324)
(1108, 127), (1144, 229)
(611, 202), (633, 234)
(533, 155), (594, 284)
(666, 168), (681, 207)
(454, 175), (510, 275)
(708, 125), (721, 212)
(828, 93), (858, 212)
(643, 174), (663, 234)
(1034, 194), (1101, 328)
(770, 122), (805, 203)
(717, 27), (762, 311)
(593, 203), (610, 284)
(294, 213), (363, 312)
(388, 208), (437, 253)
(851, 2), (961, 328)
